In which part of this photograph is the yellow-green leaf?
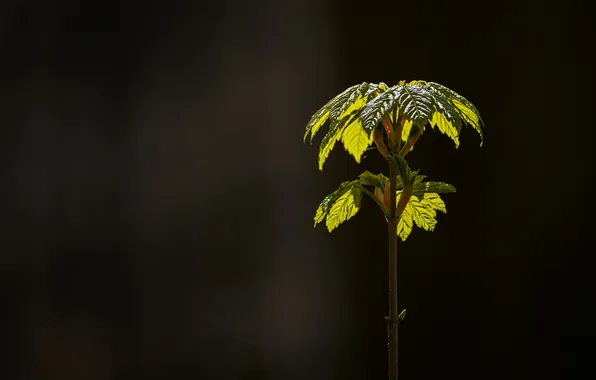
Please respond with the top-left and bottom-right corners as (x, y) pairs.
(418, 193), (447, 213)
(396, 193), (414, 241)
(401, 119), (413, 142)
(396, 192), (448, 241)
(305, 109), (330, 143)
(430, 112), (460, 148)
(304, 84), (360, 143)
(326, 186), (362, 232)
(341, 118), (373, 163)
(306, 82), (396, 169)
(414, 181), (456, 195)
(452, 98), (483, 145)
(314, 180), (356, 227)
(318, 127), (344, 171)
(318, 96), (371, 170)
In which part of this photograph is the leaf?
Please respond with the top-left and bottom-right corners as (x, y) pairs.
(314, 180), (357, 226)
(341, 115), (373, 164)
(431, 112), (461, 148)
(325, 185), (362, 232)
(317, 108), (358, 171)
(398, 309), (407, 323)
(360, 89), (398, 137)
(396, 195), (414, 241)
(419, 193), (447, 214)
(410, 83), (463, 148)
(313, 180), (363, 232)
(390, 155), (418, 187)
(425, 81), (484, 146)
(453, 98), (483, 145)
(314, 83), (389, 170)
(304, 84), (359, 143)
(314, 172), (389, 232)
(397, 83), (435, 128)
(413, 181), (457, 196)
(396, 192), (448, 241)
(401, 119), (414, 143)
(358, 171), (387, 189)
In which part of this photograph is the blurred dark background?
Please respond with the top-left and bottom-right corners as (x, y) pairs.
(1, 0), (595, 379)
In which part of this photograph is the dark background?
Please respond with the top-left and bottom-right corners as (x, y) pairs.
(2, 0), (595, 379)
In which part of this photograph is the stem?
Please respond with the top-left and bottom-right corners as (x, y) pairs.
(382, 115), (395, 149)
(392, 114), (406, 153)
(387, 156), (399, 380)
(398, 126), (421, 157)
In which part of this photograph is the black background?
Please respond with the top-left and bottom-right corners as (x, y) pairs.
(2, 0), (595, 379)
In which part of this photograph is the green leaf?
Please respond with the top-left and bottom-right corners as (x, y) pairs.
(400, 119), (414, 143)
(358, 171), (387, 189)
(396, 192), (448, 241)
(341, 114), (373, 164)
(397, 83), (435, 128)
(304, 84), (358, 143)
(398, 309), (407, 323)
(396, 196), (414, 241)
(425, 82), (484, 146)
(390, 155), (418, 187)
(313, 83), (389, 170)
(360, 89), (398, 137)
(314, 180), (363, 232)
(325, 185), (362, 232)
(314, 180), (358, 226)
(354, 183), (388, 216)
(413, 181), (457, 196)
(317, 107), (361, 171)
(314, 171), (391, 232)
(422, 84), (464, 148)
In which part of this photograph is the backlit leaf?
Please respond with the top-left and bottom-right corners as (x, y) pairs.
(401, 119), (414, 143)
(325, 185), (362, 232)
(361, 89), (398, 137)
(425, 81), (484, 146)
(396, 192), (448, 241)
(304, 84), (359, 143)
(396, 195), (414, 241)
(314, 180), (358, 226)
(413, 181), (456, 196)
(315, 83), (389, 170)
(397, 83), (434, 128)
(341, 112), (372, 164)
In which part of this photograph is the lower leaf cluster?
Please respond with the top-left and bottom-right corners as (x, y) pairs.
(314, 171), (456, 241)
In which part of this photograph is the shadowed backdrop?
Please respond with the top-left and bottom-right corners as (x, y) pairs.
(1, 0), (594, 379)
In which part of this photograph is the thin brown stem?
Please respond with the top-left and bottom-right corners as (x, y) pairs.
(386, 156), (399, 380)
(399, 126), (421, 157)
(392, 114), (406, 153)
(382, 115), (395, 150)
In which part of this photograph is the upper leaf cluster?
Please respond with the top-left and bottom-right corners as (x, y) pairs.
(304, 81), (484, 170)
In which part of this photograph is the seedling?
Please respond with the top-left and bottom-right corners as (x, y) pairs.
(304, 81), (483, 380)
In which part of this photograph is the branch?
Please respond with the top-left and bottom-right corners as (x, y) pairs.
(355, 184), (389, 217)
(392, 114), (406, 153)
